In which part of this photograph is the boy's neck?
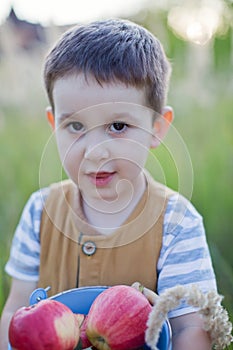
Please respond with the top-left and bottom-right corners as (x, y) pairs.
(80, 172), (147, 235)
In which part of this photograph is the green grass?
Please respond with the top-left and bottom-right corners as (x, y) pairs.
(0, 110), (50, 306)
(0, 105), (66, 310)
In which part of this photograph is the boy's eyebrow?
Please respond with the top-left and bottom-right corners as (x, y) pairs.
(57, 112), (77, 123)
(111, 112), (140, 124)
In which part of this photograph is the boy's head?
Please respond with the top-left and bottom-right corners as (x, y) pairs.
(44, 18), (171, 115)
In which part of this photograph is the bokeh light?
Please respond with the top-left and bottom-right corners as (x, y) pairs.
(167, 0), (224, 45)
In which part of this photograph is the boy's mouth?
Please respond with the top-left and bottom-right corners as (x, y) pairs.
(88, 171), (116, 187)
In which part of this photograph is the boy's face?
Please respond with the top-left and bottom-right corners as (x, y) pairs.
(50, 74), (160, 203)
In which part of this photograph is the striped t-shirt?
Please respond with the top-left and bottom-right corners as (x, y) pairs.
(5, 187), (217, 318)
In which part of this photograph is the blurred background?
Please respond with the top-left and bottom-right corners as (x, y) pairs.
(0, 0), (232, 342)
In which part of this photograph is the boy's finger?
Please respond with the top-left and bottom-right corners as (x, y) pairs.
(131, 282), (158, 305)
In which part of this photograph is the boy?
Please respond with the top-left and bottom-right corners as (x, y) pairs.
(0, 19), (216, 349)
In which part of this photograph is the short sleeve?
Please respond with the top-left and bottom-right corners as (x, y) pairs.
(157, 193), (217, 318)
(5, 188), (49, 281)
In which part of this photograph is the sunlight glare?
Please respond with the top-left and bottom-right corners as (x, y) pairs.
(168, 2), (223, 45)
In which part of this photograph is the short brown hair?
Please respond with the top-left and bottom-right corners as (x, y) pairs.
(44, 18), (171, 114)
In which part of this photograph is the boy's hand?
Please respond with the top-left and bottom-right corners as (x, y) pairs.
(170, 313), (212, 350)
(131, 282), (158, 305)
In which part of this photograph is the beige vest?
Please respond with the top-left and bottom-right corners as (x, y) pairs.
(38, 174), (174, 296)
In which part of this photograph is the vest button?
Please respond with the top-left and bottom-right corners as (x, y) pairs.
(82, 240), (97, 256)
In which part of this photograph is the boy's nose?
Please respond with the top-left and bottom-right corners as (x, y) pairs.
(84, 142), (110, 161)
(83, 130), (110, 161)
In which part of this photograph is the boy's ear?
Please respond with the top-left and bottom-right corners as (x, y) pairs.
(151, 106), (174, 148)
(46, 106), (55, 130)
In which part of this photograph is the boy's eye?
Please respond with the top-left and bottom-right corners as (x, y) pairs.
(68, 122), (84, 132)
(109, 122), (128, 133)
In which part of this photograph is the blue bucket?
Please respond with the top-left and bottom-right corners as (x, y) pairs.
(9, 286), (172, 350)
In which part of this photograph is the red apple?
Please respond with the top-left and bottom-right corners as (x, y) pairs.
(9, 299), (80, 350)
(86, 285), (152, 350)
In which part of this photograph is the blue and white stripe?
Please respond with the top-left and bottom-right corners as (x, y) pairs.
(158, 193), (217, 317)
(5, 188), (48, 281)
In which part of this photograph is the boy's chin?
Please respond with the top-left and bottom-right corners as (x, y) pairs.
(81, 187), (135, 212)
